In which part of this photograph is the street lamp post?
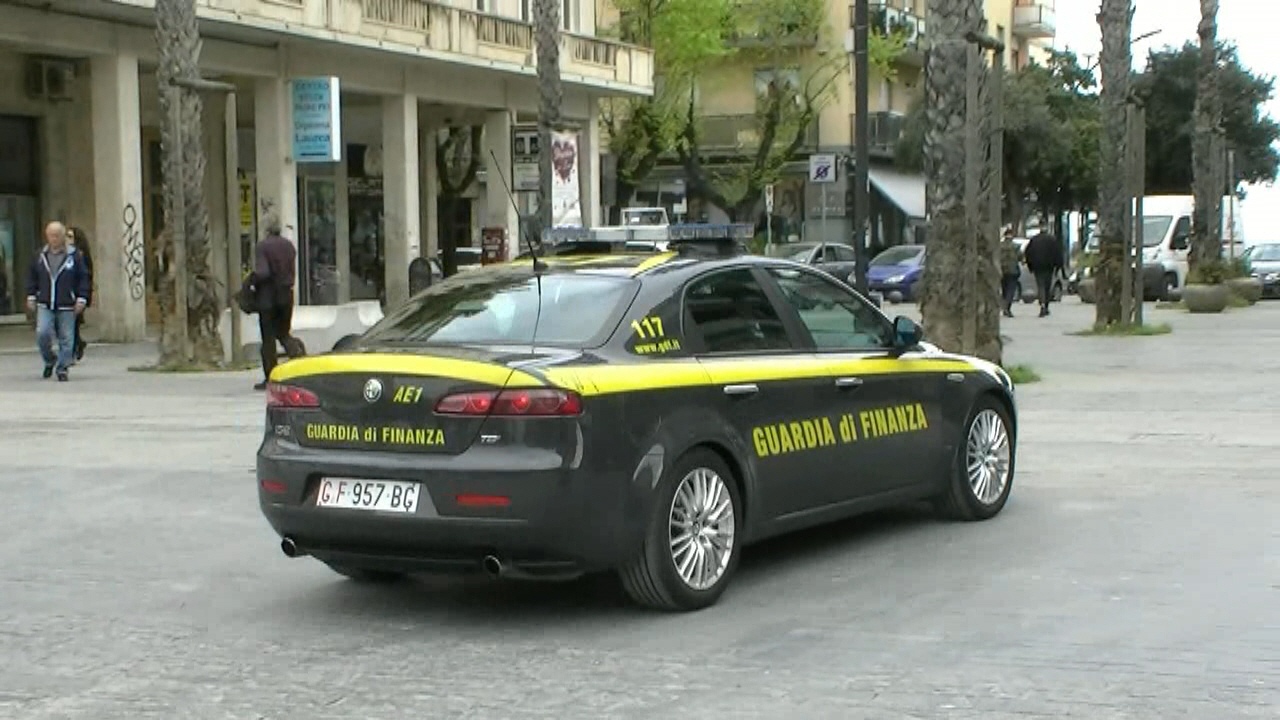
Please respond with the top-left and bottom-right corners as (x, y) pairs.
(850, 0), (870, 295)
(167, 76), (244, 364)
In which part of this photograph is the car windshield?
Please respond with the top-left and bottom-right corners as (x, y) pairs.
(871, 246), (924, 266)
(1247, 244), (1280, 261)
(360, 271), (638, 347)
(1141, 216), (1173, 247)
(778, 243), (819, 261)
(624, 210), (666, 225)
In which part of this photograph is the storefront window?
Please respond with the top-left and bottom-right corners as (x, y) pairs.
(300, 177), (338, 305)
(0, 114), (40, 316)
(347, 144), (385, 304)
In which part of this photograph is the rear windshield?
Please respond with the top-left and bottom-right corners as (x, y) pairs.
(361, 271), (638, 347)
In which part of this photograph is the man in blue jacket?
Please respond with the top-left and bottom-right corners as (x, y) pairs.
(25, 221), (90, 381)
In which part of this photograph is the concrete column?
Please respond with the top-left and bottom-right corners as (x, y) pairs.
(253, 77), (299, 301)
(89, 52), (146, 342)
(420, 124), (439, 261)
(382, 93), (419, 307)
(581, 102), (602, 227)
(483, 110), (519, 259)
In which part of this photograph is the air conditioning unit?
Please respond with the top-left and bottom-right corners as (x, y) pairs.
(24, 58), (75, 102)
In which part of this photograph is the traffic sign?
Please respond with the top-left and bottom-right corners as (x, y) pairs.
(764, 184), (774, 213)
(809, 153), (837, 183)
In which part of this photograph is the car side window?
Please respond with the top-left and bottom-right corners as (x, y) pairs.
(822, 246), (840, 263)
(684, 269), (793, 354)
(766, 267), (894, 350)
(833, 245), (856, 262)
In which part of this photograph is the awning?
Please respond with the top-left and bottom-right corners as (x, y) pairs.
(868, 166), (926, 220)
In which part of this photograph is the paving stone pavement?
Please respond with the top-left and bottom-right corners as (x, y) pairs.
(0, 299), (1276, 719)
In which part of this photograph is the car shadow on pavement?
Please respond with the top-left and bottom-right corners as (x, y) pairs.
(288, 504), (950, 623)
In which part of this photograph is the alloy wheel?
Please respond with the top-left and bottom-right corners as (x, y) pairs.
(966, 409), (1012, 505)
(668, 467), (736, 591)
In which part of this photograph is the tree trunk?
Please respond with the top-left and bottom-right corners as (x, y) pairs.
(920, 0), (983, 355)
(533, 0), (562, 234)
(156, 0), (221, 366)
(1190, 0), (1222, 269)
(1094, 0), (1132, 327)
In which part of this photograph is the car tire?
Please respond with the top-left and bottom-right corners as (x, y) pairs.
(934, 395), (1015, 522)
(324, 563), (404, 584)
(618, 448), (743, 612)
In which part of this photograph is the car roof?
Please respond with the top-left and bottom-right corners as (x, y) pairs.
(494, 248), (815, 283)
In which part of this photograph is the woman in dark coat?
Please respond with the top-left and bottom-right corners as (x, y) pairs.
(68, 226), (94, 360)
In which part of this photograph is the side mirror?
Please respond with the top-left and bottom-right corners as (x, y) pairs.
(893, 316), (923, 349)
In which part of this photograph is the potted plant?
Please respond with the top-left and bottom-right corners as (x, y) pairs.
(1225, 255), (1262, 305)
(1182, 259), (1230, 313)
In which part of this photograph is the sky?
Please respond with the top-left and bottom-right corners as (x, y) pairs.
(1052, 0), (1279, 241)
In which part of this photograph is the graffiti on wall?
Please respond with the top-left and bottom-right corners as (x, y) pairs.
(122, 203), (145, 301)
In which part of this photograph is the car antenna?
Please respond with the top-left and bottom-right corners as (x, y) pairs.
(488, 148), (547, 273)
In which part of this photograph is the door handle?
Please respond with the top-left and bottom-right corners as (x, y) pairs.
(723, 383), (759, 397)
(834, 377), (864, 389)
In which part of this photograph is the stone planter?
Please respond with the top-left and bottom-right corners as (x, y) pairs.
(1182, 283), (1229, 313)
(1078, 278), (1097, 305)
(1227, 276), (1263, 305)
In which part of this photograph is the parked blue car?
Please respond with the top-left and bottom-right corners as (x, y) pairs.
(861, 245), (926, 303)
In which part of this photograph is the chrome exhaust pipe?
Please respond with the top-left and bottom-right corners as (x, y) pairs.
(281, 537), (301, 558)
(481, 554), (503, 578)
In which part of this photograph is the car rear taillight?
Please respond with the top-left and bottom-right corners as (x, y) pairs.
(435, 388), (582, 416)
(266, 383), (320, 408)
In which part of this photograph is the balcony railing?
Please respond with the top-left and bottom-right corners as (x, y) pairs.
(696, 114), (820, 154)
(851, 111), (906, 158)
(1012, 0), (1055, 39)
(128, 0), (653, 91)
(858, 3), (927, 66)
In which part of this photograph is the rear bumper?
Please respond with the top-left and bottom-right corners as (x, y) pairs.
(256, 436), (645, 577)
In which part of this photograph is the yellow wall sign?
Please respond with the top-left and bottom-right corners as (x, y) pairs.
(304, 423), (445, 447)
(752, 402), (929, 458)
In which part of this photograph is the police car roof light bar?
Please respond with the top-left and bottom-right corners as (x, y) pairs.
(668, 223), (754, 256)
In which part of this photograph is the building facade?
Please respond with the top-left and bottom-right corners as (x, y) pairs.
(616, 0), (1054, 253)
(0, 0), (653, 340)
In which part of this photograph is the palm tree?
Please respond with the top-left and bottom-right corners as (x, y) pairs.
(922, 0), (1000, 361)
(1190, 0), (1222, 269)
(155, 0), (222, 365)
(532, 0), (563, 235)
(1093, 0), (1132, 326)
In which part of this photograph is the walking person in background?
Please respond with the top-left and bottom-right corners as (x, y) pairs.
(248, 214), (303, 391)
(68, 226), (94, 361)
(25, 221), (90, 381)
(1023, 228), (1064, 318)
(999, 227), (1022, 318)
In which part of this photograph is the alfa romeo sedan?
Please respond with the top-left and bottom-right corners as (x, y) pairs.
(257, 226), (1018, 611)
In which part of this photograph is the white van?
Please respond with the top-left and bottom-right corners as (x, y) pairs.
(1082, 195), (1244, 296)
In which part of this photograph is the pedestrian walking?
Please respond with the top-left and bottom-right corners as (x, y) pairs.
(248, 215), (304, 390)
(1023, 229), (1064, 318)
(999, 227), (1021, 318)
(68, 226), (94, 361)
(25, 221), (90, 381)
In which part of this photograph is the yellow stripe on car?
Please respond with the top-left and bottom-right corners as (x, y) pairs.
(542, 356), (975, 397)
(269, 353), (545, 387)
(630, 251), (679, 275)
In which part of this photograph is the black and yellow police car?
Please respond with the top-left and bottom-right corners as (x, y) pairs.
(257, 225), (1017, 611)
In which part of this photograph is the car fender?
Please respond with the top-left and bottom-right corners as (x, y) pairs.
(913, 343), (1017, 434)
(626, 403), (763, 537)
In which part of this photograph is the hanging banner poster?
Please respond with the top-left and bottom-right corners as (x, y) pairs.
(549, 129), (583, 228)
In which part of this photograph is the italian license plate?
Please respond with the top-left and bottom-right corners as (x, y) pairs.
(316, 478), (420, 513)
